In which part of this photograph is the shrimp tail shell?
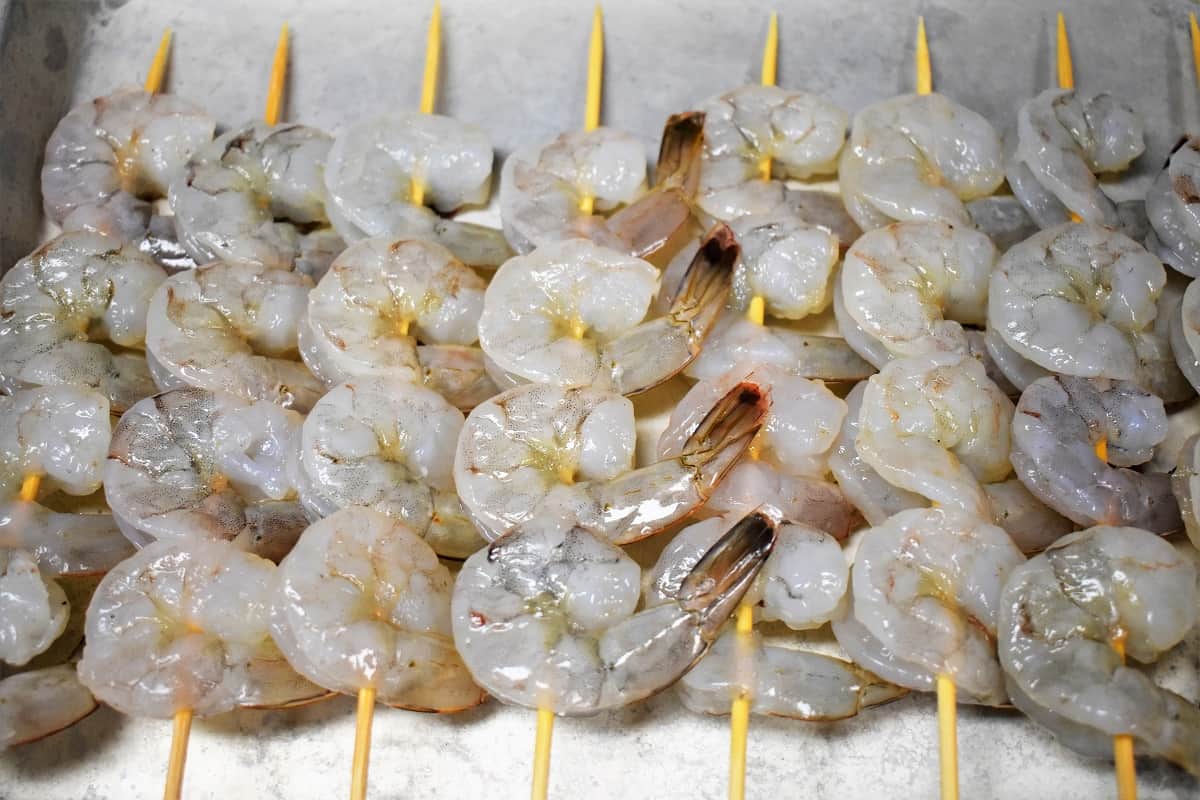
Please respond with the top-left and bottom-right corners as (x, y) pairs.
(679, 511), (777, 638)
(669, 222), (739, 321)
(679, 381), (769, 494)
(655, 111), (706, 195)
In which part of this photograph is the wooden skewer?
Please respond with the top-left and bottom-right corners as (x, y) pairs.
(577, 5), (604, 216)
(411, 1), (442, 207)
(264, 24), (289, 126)
(350, 686), (377, 800)
(18, 473), (40, 503)
(163, 707), (193, 800)
(1056, 13), (1074, 90)
(1190, 13), (1200, 92)
(915, 16), (932, 96)
(1111, 634), (1137, 800)
(144, 29), (173, 94)
(727, 604), (755, 800)
(756, 12), (778, 181)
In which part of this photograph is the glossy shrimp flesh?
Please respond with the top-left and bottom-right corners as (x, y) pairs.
(0, 665), (97, 748)
(0, 386), (111, 501)
(0, 549), (69, 666)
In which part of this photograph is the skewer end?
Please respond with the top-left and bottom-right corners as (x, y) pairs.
(143, 28), (173, 95)
(1056, 11), (1074, 90)
(936, 673), (959, 800)
(915, 16), (932, 96)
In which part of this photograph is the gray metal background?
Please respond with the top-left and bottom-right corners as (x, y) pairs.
(1, 0), (1200, 798)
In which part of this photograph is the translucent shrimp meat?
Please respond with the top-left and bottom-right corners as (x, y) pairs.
(1146, 137), (1200, 276)
(0, 386), (111, 500)
(726, 211), (840, 321)
(0, 665), (96, 748)
(0, 501), (133, 577)
(0, 549), (69, 666)
(1172, 432), (1200, 549)
(838, 93), (1004, 231)
(296, 377), (484, 559)
(451, 510), (775, 715)
(702, 461), (860, 542)
(269, 506), (484, 711)
(998, 526), (1200, 773)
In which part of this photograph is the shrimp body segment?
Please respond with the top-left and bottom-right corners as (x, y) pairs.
(0, 549), (68, 666)
(0, 665), (97, 748)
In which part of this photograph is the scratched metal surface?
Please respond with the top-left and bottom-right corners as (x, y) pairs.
(1, 0), (1200, 798)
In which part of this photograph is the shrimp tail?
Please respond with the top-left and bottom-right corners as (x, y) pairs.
(654, 111), (705, 195)
(668, 222), (738, 320)
(679, 511), (777, 638)
(680, 381), (769, 491)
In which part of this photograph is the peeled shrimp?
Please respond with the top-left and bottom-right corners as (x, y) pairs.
(697, 85), (848, 221)
(296, 378), (483, 559)
(323, 113), (510, 269)
(0, 501), (133, 576)
(725, 212), (839, 320)
(856, 352), (1014, 519)
(1010, 375), (1180, 533)
(982, 325), (1050, 395)
(145, 259), (323, 411)
(1171, 279), (1200, 396)
(104, 387), (308, 562)
(0, 549), (68, 666)
(833, 507), (1025, 704)
(269, 506), (484, 711)
(988, 222), (1187, 401)
(1008, 89), (1144, 228)
(840, 221), (996, 360)
(41, 88), (214, 242)
(1146, 138), (1200, 276)
(455, 380), (766, 543)
(998, 526), (1200, 773)
(0, 386), (111, 500)
(0, 231), (165, 413)
(838, 93), (1004, 231)
(0, 665), (96, 748)
(1173, 433), (1200, 549)
(451, 510), (774, 715)
(169, 122), (345, 277)
(478, 229), (734, 395)
(79, 538), (315, 717)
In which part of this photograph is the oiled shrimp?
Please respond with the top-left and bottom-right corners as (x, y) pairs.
(479, 227), (735, 395)
(833, 507), (1025, 704)
(0, 549), (68, 666)
(1010, 375), (1180, 533)
(0, 665), (97, 748)
(169, 122), (345, 277)
(0, 232), (165, 413)
(0, 501), (133, 577)
(726, 212), (840, 321)
(1008, 89), (1144, 228)
(455, 381), (766, 543)
(296, 378), (484, 559)
(145, 259), (323, 411)
(839, 93), (1004, 231)
(1145, 137), (1200, 276)
(1172, 433), (1200, 549)
(79, 538), (319, 717)
(451, 510), (774, 715)
(41, 88), (214, 242)
(269, 506), (485, 711)
(0, 386), (111, 501)
(104, 388), (308, 562)
(998, 527), (1200, 773)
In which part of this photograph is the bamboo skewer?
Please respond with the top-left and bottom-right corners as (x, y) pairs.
(411, 1), (442, 207)
(1191, 13), (1200, 93)
(756, 12), (778, 181)
(349, 686), (377, 800)
(1057, 13), (1084, 225)
(915, 16), (932, 97)
(265, 24), (289, 126)
(144, 29), (173, 95)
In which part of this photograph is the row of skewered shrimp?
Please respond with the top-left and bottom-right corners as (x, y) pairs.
(2, 67), (1200, 786)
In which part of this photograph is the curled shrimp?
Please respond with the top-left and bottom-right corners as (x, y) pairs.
(724, 211), (840, 321)
(703, 461), (860, 542)
(269, 506), (484, 711)
(838, 93), (1004, 231)
(856, 353), (1014, 520)
(1146, 137), (1200, 276)
(833, 507), (1025, 705)
(1011, 375), (1180, 533)
(0, 231), (166, 413)
(0, 665), (97, 748)
(169, 122), (345, 278)
(1170, 278), (1200, 396)
(451, 510), (774, 715)
(0, 549), (69, 666)
(145, 259), (324, 411)
(478, 226), (735, 395)
(840, 221), (997, 361)
(323, 113), (510, 269)
(0, 501), (133, 577)
(41, 88), (214, 244)
(1008, 89), (1145, 228)
(0, 386), (111, 501)
(998, 526), (1200, 773)
(104, 387), (308, 562)
(79, 537), (321, 718)
(1173, 433), (1200, 549)
(455, 380), (766, 543)
(296, 377), (484, 559)
(988, 222), (1188, 401)
(696, 85), (848, 221)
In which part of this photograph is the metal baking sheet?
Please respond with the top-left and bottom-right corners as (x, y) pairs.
(2, 0), (1200, 798)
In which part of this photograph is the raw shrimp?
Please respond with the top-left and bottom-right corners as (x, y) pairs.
(300, 237), (486, 389)
(838, 93), (1004, 231)
(323, 112), (510, 269)
(0, 386), (111, 501)
(0, 549), (68, 666)
(1173, 433), (1200, 549)
(832, 507), (1025, 704)
(145, 259), (323, 411)
(0, 502), (133, 576)
(677, 629), (904, 720)
(703, 461), (859, 542)
(1146, 137), (1200, 276)
(478, 228), (734, 395)
(1171, 279), (1200, 395)
(507, 112), (702, 259)
(1010, 375), (1180, 533)
(982, 480), (1075, 554)
(104, 388), (308, 562)
(988, 222), (1188, 401)
(839, 221), (996, 360)
(269, 506), (484, 711)
(998, 527), (1200, 773)
(169, 122), (345, 277)
(79, 538), (315, 717)
(455, 380), (766, 543)
(685, 309), (874, 383)
(982, 325), (1050, 394)
(1008, 89), (1144, 228)
(0, 231), (165, 413)
(966, 195), (1041, 252)
(726, 212), (839, 321)
(41, 88), (214, 241)
(451, 510), (774, 715)
(296, 377), (484, 559)
(415, 345), (501, 411)
(0, 665), (97, 748)
(696, 85), (848, 221)
(856, 352), (1014, 519)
